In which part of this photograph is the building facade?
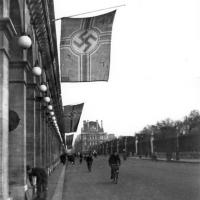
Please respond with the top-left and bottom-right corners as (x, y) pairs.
(0, 1), (65, 199)
(75, 120), (115, 153)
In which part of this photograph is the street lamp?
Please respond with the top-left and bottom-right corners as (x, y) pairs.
(176, 126), (180, 160)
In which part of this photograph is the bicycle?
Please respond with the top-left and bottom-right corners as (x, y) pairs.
(111, 164), (119, 184)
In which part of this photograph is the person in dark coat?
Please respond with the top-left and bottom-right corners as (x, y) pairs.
(79, 153), (83, 164)
(27, 165), (48, 199)
(86, 153), (93, 172)
(122, 149), (127, 161)
(60, 153), (66, 165)
(108, 151), (121, 179)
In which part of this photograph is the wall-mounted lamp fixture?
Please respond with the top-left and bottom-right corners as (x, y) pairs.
(44, 96), (50, 103)
(39, 84), (47, 92)
(50, 111), (54, 116)
(18, 35), (32, 49)
(32, 60), (42, 76)
(48, 105), (53, 110)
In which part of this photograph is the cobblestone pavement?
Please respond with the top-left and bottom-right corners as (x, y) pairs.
(62, 156), (200, 200)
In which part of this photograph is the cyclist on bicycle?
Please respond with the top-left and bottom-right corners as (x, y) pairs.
(108, 151), (121, 179)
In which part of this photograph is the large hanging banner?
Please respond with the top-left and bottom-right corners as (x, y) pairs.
(65, 134), (74, 149)
(63, 103), (84, 133)
(60, 10), (116, 82)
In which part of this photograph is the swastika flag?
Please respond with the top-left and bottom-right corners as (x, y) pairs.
(60, 11), (116, 82)
(63, 103), (84, 133)
(65, 134), (74, 149)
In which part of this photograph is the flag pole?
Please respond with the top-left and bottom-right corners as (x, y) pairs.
(53, 4), (126, 22)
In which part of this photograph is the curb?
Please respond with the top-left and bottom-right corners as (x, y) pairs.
(50, 165), (66, 200)
(130, 157), (200, 164)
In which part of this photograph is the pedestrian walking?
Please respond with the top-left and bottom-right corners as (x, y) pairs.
(79, 153), (83, 164)
(122, 149), (127, 161)
(93, 150), (97, 158)
(108, 151), (121, 180)
(86, 152), (93, 172)
(60, 152), (67, 165)
(68, 154), (75, 165)
(27, 165), (48, 200)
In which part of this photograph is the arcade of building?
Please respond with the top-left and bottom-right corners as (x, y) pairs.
(0, 0), (65, 199)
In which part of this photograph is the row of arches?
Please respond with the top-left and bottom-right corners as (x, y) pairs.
(0, 1), (64, 199)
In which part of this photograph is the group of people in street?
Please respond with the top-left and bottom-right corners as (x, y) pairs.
(77, 150), (122, 180)
(25, 150), (124, 199)
(71, 150), (122, 179)
(60, 152), (76, 165)
(60, 151), (95, 172)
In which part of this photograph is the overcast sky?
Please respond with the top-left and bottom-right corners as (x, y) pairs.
(54, 0), (200, 137)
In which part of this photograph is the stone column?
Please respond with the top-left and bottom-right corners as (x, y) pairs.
(48, 123), (52, 172)
(46, 122), (50, 173)
(150, 132), (154, 154)
(0, 17), (16, 200)
(39, 105), (44, 167)
(9, 61), (28, 200)
(42, 111), (47, 168)
(124, 137), (127, 152)
(135, 136), (138, 155)
(49, 126), (53, 172)
(26, 78), (36, 167)
(35, 91), (42, 167)
(117, 140), (119, 153)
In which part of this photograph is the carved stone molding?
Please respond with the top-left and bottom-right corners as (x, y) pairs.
(0, 17), (17, 39)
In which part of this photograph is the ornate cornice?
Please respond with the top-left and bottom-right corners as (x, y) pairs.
(26, 0), (49, 58)
(0, 17), (17, 39)
(26, 0), (64, 143)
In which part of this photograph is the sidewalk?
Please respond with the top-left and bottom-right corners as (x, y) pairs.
(131, 156), (200, 164)
(47, 163), (66, 200)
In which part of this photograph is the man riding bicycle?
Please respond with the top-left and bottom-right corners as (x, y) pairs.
(108, 151), (121, 180)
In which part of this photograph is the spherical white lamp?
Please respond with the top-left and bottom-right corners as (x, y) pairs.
(44, 96), (50, 103)
(50, 111), (54, 116)
(32, 61), (42, 76)
(48, 105), (53, 110)
(52, 116), (56, 120)
(39, 84), (47, 92)
(18, 35), (32, 49)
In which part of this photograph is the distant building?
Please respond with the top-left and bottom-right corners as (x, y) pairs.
(107, 134), (116, 141)
(74, 120), (116, 153)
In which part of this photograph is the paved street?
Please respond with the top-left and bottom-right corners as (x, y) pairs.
(61, 156), (200, 200)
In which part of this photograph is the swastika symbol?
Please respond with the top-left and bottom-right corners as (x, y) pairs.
(71, 29), (99, 54)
